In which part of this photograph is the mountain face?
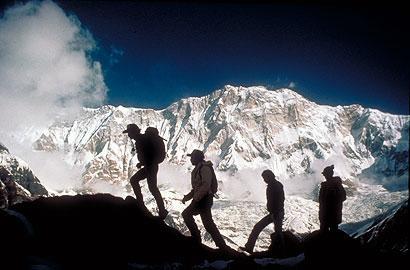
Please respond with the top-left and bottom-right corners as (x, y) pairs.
(33, 85), (409, 186)
(25, 85), (409, 249)
(356, 199), (408, 255)
(0, 142), (48, 199)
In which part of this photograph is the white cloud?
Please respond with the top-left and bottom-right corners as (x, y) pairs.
(288, 82), (296, 88)
(22, 150), (84, 192)
(0, 0), (107, 138)
(0, 0), (107, 191)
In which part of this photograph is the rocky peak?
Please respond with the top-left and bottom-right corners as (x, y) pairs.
(30, 86), (408, 189)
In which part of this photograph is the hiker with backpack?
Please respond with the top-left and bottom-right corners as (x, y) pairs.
(319, 165), (346, 232)
(123, 124), (168, 219)
(181, 149), (228, 250)
(241, 170), (285, 254)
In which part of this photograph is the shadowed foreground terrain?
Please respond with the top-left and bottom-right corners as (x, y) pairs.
(0, 194), (407, 269)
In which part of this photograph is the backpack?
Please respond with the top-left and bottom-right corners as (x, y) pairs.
(144, 127), (166, 164)
(210, 167), (218, 195)
(198, 162), (218, 195)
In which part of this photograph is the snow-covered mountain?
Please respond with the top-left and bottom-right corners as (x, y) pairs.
(34, 85), (408, 183)
(0, 142), (48, 199)
(357, 199), (408, 254)
(341, 199), (408, 255)
(22, 85), (410, 249)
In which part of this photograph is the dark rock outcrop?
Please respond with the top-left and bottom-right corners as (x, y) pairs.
(1, 194), (244, 269)
(252, 231), (303, 259)
(303, 229), (361, 269)
(1, 194), (407, 269)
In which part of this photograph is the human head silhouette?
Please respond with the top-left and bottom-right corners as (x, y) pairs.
(187, 149), (204, 166)
(322, 165), (334, 180)
(262, 169), (276, 184)
(122, 124), (141, 140)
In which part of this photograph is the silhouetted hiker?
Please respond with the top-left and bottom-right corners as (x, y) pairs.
(0, 167), (17, 208)
(241, 170), (285, 254)
(319, 165), (346, 232)
(181, 149), (227, 249)
(123, 124), (168, 219)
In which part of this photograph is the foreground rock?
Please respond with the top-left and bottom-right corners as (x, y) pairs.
(0, 194), (407, 269)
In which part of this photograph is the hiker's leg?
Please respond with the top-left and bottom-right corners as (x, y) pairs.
(130, 168), (147, 202)
(146, 164), (167, 218)
(200, 198), (226, 248)
(273, 214), (284, 246)
(273, 213), (283, 234)
(182, 202), (201, 242)
(320, 220), (330, 232)
(244, 214), (273, 252)
(329, 223), (338, 232)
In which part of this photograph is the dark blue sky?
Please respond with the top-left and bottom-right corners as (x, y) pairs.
(30, 2), (410, 114)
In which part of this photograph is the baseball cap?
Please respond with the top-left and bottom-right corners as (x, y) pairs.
(122, 124), (140, 134)
(187, 149), (204, 159)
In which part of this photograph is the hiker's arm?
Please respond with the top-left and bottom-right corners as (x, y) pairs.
(193, 166), (212, 202)
(183, 190), (194, 203)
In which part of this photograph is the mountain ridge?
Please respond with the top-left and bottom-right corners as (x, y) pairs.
(33, 85), (408, 184)
(2, 85), (408, 250)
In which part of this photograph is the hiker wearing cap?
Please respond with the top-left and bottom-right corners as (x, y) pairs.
(241, 170), (285, 254)
(181, 149), (227, 249)
(123, 124), (168, 219)
(319, 165), (346, 232)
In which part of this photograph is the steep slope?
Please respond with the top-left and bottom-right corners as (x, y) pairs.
(356, 199), (408, 254)
(1, 194), (245, 269)
(0, 142), (48, 198)
(33, 85), (409, 187)
(2, 194), (406, 269)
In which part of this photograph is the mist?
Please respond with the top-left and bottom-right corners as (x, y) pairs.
(0, 0), (107, 190)
(212, 153), (357, 202)
(158, 162), (192, 194)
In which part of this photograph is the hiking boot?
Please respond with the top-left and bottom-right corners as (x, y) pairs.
(158, 209), (169, 220)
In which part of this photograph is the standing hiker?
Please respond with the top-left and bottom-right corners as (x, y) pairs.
(123, 124), (168, 219)
(319, 165), (346, 232)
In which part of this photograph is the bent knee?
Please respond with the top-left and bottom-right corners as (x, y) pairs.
(130, 176), (141, 186)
